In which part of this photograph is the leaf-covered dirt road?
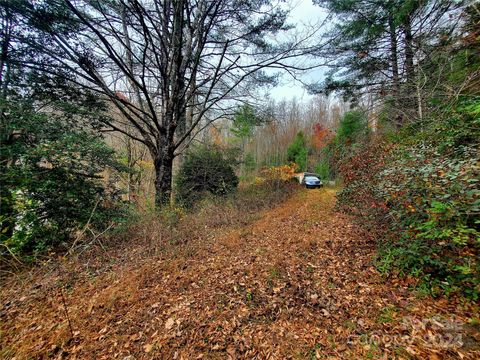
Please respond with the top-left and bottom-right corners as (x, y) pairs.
(1, 188), (479, 359)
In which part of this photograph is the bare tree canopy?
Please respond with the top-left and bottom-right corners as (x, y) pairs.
(10, 0), (319, 205)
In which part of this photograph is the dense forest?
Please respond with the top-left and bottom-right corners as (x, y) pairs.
(0, 0), (479, 358)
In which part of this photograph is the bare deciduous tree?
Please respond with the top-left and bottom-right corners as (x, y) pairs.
(18, 0), (319, 206)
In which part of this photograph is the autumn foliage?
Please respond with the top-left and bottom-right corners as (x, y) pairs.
(310, 123), (332, 150)
(336, 140), (392, 226)
(260, 163), (298, 182)
(337, 100), (480, 299)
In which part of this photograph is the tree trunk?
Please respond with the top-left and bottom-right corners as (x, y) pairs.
(388, 15), (402, 127)
(404, 15), (415, 84)
(403, 11), (418, 121)
(154, 147), (174, 207)
(0, 178), (14, 241)
(416, 66), (423, 121)
(389, 18), (399, 93)
(126, 136), (133, 201)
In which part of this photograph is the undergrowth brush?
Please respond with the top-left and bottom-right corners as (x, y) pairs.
(337, 98), (480, 300)
(0, 180), (297, 285)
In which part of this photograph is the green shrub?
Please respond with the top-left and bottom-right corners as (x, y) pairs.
(337, 98), (480, 299)
(314, 159), (330, 180)
(175, 145), (239, 207)
(337, 110), (369, 145)
(287, 131), (308, 171)
(314, 111), (370, 180)
(243, 152), (256, 173)
(378, 143), (479, 299)
(0, 100), (126, 258)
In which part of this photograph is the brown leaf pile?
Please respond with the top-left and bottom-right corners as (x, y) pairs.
(1, 189), (479, 359)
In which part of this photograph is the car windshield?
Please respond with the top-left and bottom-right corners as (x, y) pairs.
(305, 176), (319, 181)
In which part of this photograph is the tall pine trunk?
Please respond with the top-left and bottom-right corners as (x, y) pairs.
(403, 12), (418, 120)
(388, 16), (402, 127)
(404, 15), (415, 84)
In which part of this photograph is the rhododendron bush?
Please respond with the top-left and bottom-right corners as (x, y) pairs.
(337, 99), (480, 299)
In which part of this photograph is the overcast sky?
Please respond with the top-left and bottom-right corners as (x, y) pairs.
(267, 0), (328, 101)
